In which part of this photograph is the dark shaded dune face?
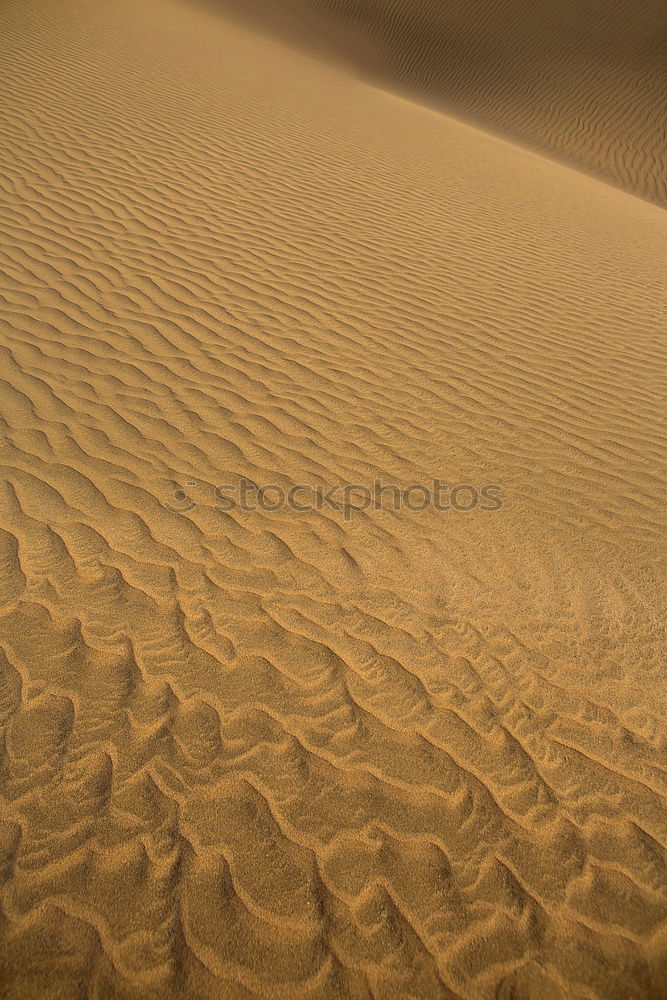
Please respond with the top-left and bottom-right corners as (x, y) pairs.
(214, 0), (667, 205)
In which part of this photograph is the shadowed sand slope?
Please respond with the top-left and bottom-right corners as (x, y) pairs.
(214, 0), (667, 206)
(0, 0), (666, 997)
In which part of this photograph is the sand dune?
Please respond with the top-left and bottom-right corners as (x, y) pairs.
(213, 0), (667, 206)
(0, 0), (666, 997)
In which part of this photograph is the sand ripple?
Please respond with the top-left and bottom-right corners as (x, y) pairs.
(0, 1), (666, 997)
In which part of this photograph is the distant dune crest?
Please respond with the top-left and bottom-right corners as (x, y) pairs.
(213, 0), (667, 205)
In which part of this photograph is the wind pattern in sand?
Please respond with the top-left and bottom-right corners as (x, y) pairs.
(0, 1), (666, 998)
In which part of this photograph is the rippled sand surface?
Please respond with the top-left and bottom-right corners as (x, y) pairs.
(0, 1), (665, 997)
(216, 0), (667, 206)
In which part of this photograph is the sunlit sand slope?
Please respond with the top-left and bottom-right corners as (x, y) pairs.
(0, 1), (666, 998)
(215, 0), (667, 206)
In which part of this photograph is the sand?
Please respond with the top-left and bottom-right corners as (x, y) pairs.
(214, 0), (667, 207)
(0, 0), (665, 997)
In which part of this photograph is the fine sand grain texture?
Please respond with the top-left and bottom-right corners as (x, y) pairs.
(0, 1), (666, 998)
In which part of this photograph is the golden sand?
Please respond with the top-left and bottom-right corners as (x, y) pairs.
(0, 1), (665, 997)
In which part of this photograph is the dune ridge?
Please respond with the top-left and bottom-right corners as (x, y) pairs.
(0, 0), (666, 997)
(213, 0), (667, 206)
